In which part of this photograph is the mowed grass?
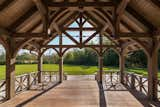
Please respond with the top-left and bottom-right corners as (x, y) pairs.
(0, 64), (160, 80)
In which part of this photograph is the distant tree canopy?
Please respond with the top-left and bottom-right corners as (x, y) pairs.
(125, 50), (147, 68)
(0, 51), (5, 65)
(1, 47), (160, 69)
(103, 49), (119, 67)
(63, 48), (98, 65)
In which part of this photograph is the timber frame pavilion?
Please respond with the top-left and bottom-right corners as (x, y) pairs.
(0, 0), (160, 103)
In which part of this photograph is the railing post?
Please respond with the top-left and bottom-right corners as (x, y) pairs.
(20, 76), (23, 91)
(119, 52), (125, 84)
(139, 76), (142, 92)
(38, 53), (43, 83)
(59, 56), (63, 83)
(97, 56), (103, 83)
(131, 74), (135, 89)
(27, 73), (30, 90)
(49, 72), (52, 82)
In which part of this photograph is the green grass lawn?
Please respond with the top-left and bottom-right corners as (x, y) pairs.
(0, 64), (159, 80)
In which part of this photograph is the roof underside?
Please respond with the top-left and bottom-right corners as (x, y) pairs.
(0, 0), (160, 54)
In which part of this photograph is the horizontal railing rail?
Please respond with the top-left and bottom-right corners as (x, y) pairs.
(103, 71), (119, 84)
(124, 72), (148, 95)
(0, 71), (60, 101)
(42, 71), (59, 83)
(103, 71), (160, 100)
(15, 74), (30, 93)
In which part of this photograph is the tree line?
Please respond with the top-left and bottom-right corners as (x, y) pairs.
(0, 48), (160, 68)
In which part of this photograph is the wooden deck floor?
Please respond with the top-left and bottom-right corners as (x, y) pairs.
(0, 80), (156, 107)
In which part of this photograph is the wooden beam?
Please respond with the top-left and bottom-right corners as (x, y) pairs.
(37, 50), (43, 83)
(119, 50), (125, 84)
(153, 27), (160, 36)
(0, 0), (13, 11)
(60, 12), (78, 28)
(47, 1), (114, 8)
(52, 23), (61, 34)
(5, 38), (16, 99)
(150, 0), (160, 8)
(64, 27), (96, 31)
(118, 32), (153, 38)
(83, 11), (103, 28)
(26, 20), (42, 32)
(83, 31), (99, 44)
(43, 45), (117, 48)
(8, 6), (38, 31)
(147, 38), (159, 101)
(116, 0), (130, 17)
(97, 56), (103, 83)
(49, 7), (96, 11)
(59, 56), (63, 83)
(32, 0), (48, 33)
(63, 31), (79, 45)
(114, 0), (130, 37)
(126, 6), (155, 31)
(12, 33), (46, 38)
(0, 28), (10, 37)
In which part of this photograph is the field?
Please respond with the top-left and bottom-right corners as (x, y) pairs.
(0, 64), (160, 80)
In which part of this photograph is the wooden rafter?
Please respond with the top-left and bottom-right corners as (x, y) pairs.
(116, 0), (130, 17)
(126, 6), (155, 31)
(150, 0), (160, 8)
(114, 0), (130, 37)
(26, 20), (42, 32)
(32, 0), (48, 33)
(8, 6), (38, 31)
(0, 28), (10, 37)
(63, 31), (79, 45)
(12, 33), (46, 38)
(43, 45), (117, 48)
(83, 31), (99, 44)
(46, 1), (114, 8)
(0, 0), (13, 11)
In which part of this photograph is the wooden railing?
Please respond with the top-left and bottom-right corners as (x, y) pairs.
(158, 79), (160, 100)
(0, 80), (6, 101)
(0, 71), (59, 101)
(42, 71), (59, 83)
(15, 72), (39, 92)
(103, 71), (149, 96)
(103, 71), (119, 84)
(124, 72), (148, 95)
(15, 74), (30, 93)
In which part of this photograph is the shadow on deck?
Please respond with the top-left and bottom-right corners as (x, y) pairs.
(0, 78), (160, 107)
(103, 81), (160, 107)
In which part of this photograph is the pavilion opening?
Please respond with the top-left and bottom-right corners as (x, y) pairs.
(0, 0), (160, 106)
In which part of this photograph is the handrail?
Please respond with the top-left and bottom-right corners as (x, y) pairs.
(123, 72), (148, 95)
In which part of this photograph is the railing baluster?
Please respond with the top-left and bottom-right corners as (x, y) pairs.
(27, 74), (30, 90)
(139, 76), (142, 92)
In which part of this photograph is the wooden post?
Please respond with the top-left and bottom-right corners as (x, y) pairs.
(38, 54), (43, 83)
(98, 56), (103, 83)
(131, 74), (135, 89)
(59, 56), (63, 83)
(147, 49), (158, 101)
(27, 73), (30, 90)
(119, 52), (125, 84)
(6, 49), (16, 99)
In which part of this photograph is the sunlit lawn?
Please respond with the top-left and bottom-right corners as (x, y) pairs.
(0, 64), (159, 80)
